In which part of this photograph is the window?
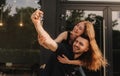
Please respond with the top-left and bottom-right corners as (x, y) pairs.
(67, 0), (120, 2)
(112, 11), (120, 76)
(0, 0), (41, 49)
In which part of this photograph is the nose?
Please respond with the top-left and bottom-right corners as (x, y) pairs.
(76, 28), (78, 31)
(75, 42), (79, 47)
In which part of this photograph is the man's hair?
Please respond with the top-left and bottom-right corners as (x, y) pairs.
(81, 34), (90, 42)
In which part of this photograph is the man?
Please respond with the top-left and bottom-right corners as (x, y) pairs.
(31, 10), (107, 76)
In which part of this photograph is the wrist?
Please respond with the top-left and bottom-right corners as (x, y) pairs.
(67, 60), (71, 64)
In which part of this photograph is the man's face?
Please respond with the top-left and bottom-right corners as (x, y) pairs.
(73, 37), (89, 54)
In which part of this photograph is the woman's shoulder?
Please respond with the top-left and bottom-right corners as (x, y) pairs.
(61, 31), (68, 35)
(62, 31), (70, 40)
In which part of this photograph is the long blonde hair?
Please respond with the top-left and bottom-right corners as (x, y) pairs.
(81, 21), (108, 71)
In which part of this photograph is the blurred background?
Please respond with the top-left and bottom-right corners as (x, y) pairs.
(0, 0), (120, 76)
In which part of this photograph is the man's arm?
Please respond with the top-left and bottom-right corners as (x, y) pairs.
(31, 10), (58, 52)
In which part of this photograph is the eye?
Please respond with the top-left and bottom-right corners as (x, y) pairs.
(79, 42), (84, 46)
(75, 40), (78, 43)
(74, 39), (79, 44)
(79, 26), (83, 30)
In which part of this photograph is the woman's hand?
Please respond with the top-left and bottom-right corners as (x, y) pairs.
(86, 21), (95, 40)
(57, 54), (70, 64)
(31, 10), (43, 26)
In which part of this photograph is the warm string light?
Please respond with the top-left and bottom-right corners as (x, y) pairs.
(19, 10), (23, 27)
(0, 5), (3, 27)
(13, 0), (23, 27)
(0, 12), (3, 26)
(19, 22), (23, 27)
(18, 0), (40, 27)
(0, 22), (3, 26)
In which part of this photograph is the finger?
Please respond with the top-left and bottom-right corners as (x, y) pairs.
(58, 58), (63, 62)
(62, 54), (67, 58)
(57, 56), (61, 61)
(57, 56), (62, 59)
(31, 13), (36, 20)
(57, 56), (64, 60)
(36, 11), (41, 18)
(38, 10), (44, 15)
(32, 12), (40, 19)
(36, 10), (44, 18)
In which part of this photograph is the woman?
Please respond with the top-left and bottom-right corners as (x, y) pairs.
(31, 10), (107, 76)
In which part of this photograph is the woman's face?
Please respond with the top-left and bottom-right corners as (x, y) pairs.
(72, 22), (85, 37)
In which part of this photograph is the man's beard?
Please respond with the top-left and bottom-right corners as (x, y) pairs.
(74, 52), (82, 54)
(74, 52), (83, 59)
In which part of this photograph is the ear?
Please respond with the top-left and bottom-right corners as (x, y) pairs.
(84, 47), (89, 52)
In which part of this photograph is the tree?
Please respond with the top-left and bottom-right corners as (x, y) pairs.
(0, 4), (39, 49)
(65, 10), (85, 31)
(5, 7), (37, 49)
(0, 0), (6, 7)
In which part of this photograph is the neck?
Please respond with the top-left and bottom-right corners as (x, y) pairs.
(74, 53), (83, 59)
(70, 32), (76, 40)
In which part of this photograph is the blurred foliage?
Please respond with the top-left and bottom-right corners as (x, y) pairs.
(112, 20), (118, 27)
(0, 0), (6, 7)
(0, 0), (40, 49)
(112, 19), (120, 49)
(65, 10), (104, 31)
(65, 10), (85, 31)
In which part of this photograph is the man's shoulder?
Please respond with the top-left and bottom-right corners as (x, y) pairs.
(56, 43), (72, 56)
